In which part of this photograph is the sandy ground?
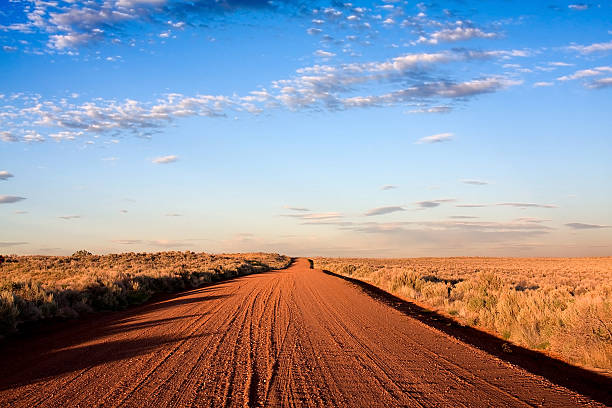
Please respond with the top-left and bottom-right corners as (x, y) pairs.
(0, 258), (608, 407)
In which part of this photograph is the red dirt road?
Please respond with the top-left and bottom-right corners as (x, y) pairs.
(0, 259), (607, 407)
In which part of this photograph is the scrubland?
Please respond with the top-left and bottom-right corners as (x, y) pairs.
(313, 257), (612, 372)
(0, 251), (290, 337)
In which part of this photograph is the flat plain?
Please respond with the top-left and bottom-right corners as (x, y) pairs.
(0, 257), (610, 407)
(314, 256), (612, 374)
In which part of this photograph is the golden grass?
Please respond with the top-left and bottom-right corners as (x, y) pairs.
(0, 251), (291, 337)
(313, 257), (612, 373)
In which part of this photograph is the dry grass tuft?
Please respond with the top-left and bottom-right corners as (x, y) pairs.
(313, 257), (612, 373)
(0, 251), (290, 337)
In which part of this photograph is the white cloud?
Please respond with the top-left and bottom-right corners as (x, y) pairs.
(380, 185), (397, 190)
(49, 33), (96, 50)
(3, 0), (291, 51)
(0, 49), (522, 143)
(0, 131), (19, 142)
(534, 82), (554, 87)
(0, 171), (14, 180)
(548, 62), (573, 67)
(152, 155), (178, 164)
(314, 50), (335, 58)
(557, 66), (612, 81)
(408, 106), (452, 114)
(416, 132), (453, 144)
(420, 25), (497, 45)
(587, 77), (612, 89)
(0, 195), (26, 204)
(568, 4), (589, 10)
(23, 131), (45, 142)
(567, 40), (612, 54)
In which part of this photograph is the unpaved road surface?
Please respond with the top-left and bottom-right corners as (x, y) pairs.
(0, 259), (607, 407)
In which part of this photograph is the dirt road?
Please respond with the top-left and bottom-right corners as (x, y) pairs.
(0, 259), (608, 407)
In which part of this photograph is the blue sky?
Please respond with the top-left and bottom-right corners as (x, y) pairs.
(1, 0), (611, 257)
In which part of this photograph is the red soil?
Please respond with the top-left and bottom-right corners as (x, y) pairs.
(0, 258), (608, 407)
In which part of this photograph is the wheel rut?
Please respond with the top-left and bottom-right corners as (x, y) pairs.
(0, 258), (607, 407)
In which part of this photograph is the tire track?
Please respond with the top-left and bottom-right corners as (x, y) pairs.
(0, 259), (606, 408)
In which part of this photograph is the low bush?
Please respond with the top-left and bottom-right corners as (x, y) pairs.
(0, 251), (290, 337)
(313, 256), (612, 373)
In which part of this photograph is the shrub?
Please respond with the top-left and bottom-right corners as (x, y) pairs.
(314, 256), (612, 373)
(0, 251), (291, 338)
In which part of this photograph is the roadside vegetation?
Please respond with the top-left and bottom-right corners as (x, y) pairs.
(313, 257), (612, 373)
(0, 251), (290, 337)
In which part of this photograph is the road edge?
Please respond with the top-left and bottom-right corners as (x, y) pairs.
(318, 265), (612, 406)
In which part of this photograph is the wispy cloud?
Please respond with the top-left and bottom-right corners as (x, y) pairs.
(365, 206), (405, 216)
(497, 202), (557, 209)
(587, 77), (612, 89)
(346, 219), (553, 242)
(112, 239), (194, 247)
(557, 66), (612, 81)
(152, 155), (178, 164)
(418, 24), (497, 45)
(0, 0), (296, 51)
(380, 185), (398, 190)
(58, 215), (81, 220)
(415, 199), (456, 209)
(0, 195), (26, 204)
(407, 106), (452, 114)
(112, 239), (143, 245)
(1, 48), (523, 143)
(165, 213), (182, 217)
(284, 206), (311, 212)
(314, 50), (335, 58)
(148, 239), (192, 248)
(461, 179), (489, 185)
(283, 212), (343, 220)
(0, 170), (14, 180)
(565, 222), (610, 229)
(533, 81), (554, 87)
(567, 40), (612, 54)
(0, 131), (19, 142)
(456, 204), (488, 208)
(416, 132), (453, 144)
(0, 241), (28, 247)
(568, 4), (589, 10)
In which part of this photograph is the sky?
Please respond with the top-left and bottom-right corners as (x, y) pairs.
(0, 0), (611, 257)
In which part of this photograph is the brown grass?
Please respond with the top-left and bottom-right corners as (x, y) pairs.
(313, 257), (612, 373)
(0, 251), (291, 337)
